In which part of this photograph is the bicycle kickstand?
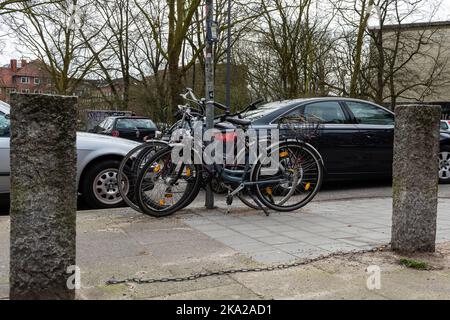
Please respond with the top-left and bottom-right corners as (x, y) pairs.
(248, 192), (271, 217)
(226, 191), (233, 215)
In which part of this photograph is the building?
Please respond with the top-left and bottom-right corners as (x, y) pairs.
(0, 59), (55, 103)
(369, 21), (450, 116)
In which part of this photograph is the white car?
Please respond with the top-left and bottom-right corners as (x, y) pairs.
(441, 120), (450, 133)
(0, 102), (139, 209)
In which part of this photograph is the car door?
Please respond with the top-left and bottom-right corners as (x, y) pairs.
(297, 101), (364, 177)
(0, 112), (11, 193)
(343, 101), (395, 175)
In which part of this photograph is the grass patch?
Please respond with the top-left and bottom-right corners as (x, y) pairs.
(399, 258), (429, 270)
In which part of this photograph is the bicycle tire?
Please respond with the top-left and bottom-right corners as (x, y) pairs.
(252, 142), (323, 212)
(118, 141), (169, 213)
(135, 146), (203, 217)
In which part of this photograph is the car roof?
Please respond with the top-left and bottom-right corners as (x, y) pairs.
(105, 116), (152, 120)
(251, 97), (391, 124)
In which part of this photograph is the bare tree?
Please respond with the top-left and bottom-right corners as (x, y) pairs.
(4, 0), (100, 94)
(235, 0), (337, 100)
(135, 0), (202, 120)
(363, 0), (450, 107)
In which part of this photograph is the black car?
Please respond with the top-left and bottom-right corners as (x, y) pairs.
(241, 98), (450, 183)
(92, 116), (158, 142)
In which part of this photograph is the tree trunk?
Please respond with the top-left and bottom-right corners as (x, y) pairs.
(168, 61), (183, 122)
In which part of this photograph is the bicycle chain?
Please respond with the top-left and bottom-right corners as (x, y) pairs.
(106, 244), (390, 286)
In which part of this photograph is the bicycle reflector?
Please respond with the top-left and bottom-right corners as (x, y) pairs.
(280, 151), (289, 158)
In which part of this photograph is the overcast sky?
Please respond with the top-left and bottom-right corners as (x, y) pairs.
(1, 0), (450, 66)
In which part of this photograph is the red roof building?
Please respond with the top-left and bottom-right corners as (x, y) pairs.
(0, 59), (55, 103)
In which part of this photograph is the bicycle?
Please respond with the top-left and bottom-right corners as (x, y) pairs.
(133, 90), (324, 217)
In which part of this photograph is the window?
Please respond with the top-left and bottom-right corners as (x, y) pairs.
(243, 101), (298, 121)
(20, 77), (29, 84)
(116, 118), (156, 130)
(94, 118), (115, 133)
(0, 113), (10, 137)
(441, 121), (449, 130)
(22, 89), (30, 93)
(34, 78), (41, 85)
(303, 102), (347, 124)
(34, 90), (42, 94)
(346, 102), (394, 125)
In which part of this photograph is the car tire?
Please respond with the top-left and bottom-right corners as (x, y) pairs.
(81, 159), (126, 209)
(439, 146), (450, 184)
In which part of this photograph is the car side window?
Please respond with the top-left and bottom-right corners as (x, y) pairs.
(303, 102), (347, 124)
(0, 113), (10, 138)
(346, 102), (394, 125)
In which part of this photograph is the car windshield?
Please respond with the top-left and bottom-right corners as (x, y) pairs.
(0, 114), (10, 137)
(441, 121), (449, 130)
(242, 101), (293, 121)
(116, 118), (156, 130)
(94, 118), (114, 133)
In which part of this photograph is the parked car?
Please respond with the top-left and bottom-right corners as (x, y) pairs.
(239, 98), (450, 184)
(0, 103), (140, 209)
(91, 116), (159, 142)
(441, 120), (450, 133)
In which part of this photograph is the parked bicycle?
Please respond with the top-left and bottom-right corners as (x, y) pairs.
(127, 89), (324, 217)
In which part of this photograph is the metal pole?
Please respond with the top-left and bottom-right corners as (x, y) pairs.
(205, 0), (215, 209)
(225, 0), (232, 113)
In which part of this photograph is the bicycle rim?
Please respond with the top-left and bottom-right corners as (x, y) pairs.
(118, 141), (169, 213)
(252, 143), (323, 212)
(135, 147), (202, 217)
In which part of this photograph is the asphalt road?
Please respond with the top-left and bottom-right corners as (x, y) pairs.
(1, 179), (449, 216)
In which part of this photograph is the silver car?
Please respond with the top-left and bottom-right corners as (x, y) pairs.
(441, 120), (450, 133)
(0, 102), (139, 209)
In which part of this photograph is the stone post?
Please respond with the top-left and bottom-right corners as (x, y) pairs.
(392, 104), (441, 253)
(9, 94), (78, 300)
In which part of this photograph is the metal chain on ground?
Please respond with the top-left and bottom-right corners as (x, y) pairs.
(106, 244), (390, 286)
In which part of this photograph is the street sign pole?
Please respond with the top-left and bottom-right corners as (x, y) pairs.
(205, 0), (215, 209)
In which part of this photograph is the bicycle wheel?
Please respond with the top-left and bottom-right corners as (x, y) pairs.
(118, 141), (169, 213)
(252, 142), (323, 212)
(135, 147), (202, 217)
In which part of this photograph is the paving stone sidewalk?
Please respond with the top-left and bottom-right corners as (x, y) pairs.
(184, 198), (450, 264)
(0, 196), (449, 300)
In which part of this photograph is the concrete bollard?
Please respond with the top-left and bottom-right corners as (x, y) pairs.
(392, 104), (441, 253)
(9, 94), (78, 300)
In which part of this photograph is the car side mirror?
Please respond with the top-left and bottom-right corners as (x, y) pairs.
(5, 114), (10, 120)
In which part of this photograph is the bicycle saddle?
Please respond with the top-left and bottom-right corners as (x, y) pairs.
(225, 116), (252, 127)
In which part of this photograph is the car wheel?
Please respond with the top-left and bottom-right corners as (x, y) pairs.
(439, 146), (450, 184)
(81, 159), (128, 209)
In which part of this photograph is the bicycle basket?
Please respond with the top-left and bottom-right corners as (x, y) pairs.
(277, 114), (323, 142)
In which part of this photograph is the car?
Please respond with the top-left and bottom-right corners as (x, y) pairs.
(0, 103), (140, 209)
(240, 98), (450, 184)
(91, 116), (159, 142)
(441, 120), (450, 133)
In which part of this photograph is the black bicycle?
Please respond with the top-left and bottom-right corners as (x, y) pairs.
(133, 90), (324, 217)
